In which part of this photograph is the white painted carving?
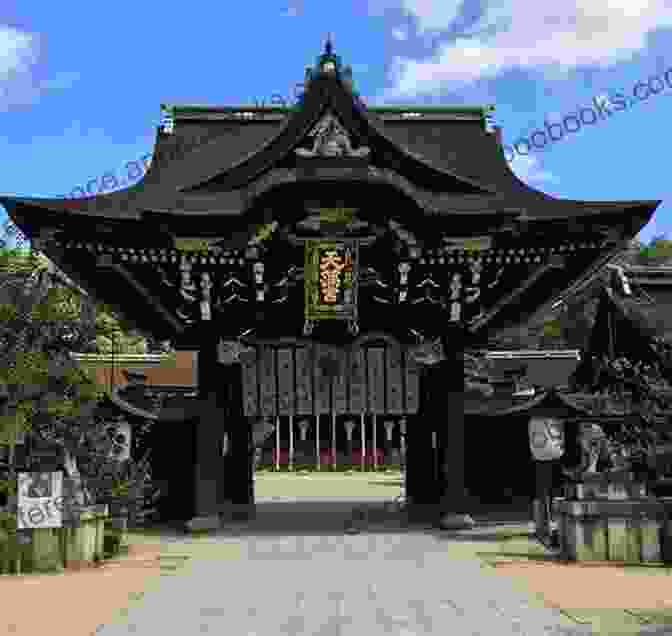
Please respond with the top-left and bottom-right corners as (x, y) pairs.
(449, 273), (462, 300)
(295, 112), (370, 158)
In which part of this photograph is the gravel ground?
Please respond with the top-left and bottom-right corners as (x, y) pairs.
(95, 503), (598, 636)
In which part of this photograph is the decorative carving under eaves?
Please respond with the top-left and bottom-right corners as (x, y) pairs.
(295, 112), (370, 158)
(299, 207), (369, 235)
(178, 264), (197, 302)
(248, 221), (279, 247)
(218, 339), (256, 365)
(608, 264), (632, 297)
(416, 276), (439, 289)
(176, 308), (195, 324)
(273, 265), (301, 288)
(200, 272), (213, 320)
(408, 338), (445, 365)
(443, 236), (492, 252)
(411, 287), (441, 305)
(221, 276), (247, 289)
(174, 237), (223, 253)
(157, 266), (175, 287)
(487, 267), (504, 288)
(220, 292), (249, 304)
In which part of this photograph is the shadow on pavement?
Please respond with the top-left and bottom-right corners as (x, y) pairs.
(137, 499), (536, 539)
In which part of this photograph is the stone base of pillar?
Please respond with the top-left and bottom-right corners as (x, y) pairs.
(438, 513), (476, 530)
(184, 515), (222, 532)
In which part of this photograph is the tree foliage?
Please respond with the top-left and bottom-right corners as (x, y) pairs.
(631, 235), (672, 266)
(0, 232), (157, 524)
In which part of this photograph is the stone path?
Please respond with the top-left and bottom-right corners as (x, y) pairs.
(95, 502), (600, 636)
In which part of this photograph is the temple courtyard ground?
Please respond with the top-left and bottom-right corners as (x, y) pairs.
(1, 471), (671, 635)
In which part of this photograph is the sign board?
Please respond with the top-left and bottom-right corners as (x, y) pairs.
(17, 471), (63, 529)
(304, 240), (358, 322)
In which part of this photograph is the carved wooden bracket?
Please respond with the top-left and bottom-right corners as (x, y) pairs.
(407, 337), (445, 366)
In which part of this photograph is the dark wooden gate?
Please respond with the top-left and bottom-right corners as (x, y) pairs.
(240, 342), (420, 417)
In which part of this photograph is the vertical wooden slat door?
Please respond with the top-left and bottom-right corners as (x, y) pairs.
(313, 343), (331, 416)
(368, 347), (385, 414)
(295, 347), (313, 416)
(259, 346), (277, 417)
(277, 348), (294, 416)
(242, 342), (419, 420)
(386, 345), (404, 415)
(241, 347), (259, 417)
(348, 347), (366, 414)
(404, 348), (420, 414)
(333, 348), (348, 415)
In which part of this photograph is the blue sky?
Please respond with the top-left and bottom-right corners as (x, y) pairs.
(0, 1), (670, 248)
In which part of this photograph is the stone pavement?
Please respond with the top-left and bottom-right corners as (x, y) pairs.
(94, 500), (609, 636)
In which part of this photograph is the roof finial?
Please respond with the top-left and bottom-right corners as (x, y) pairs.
(325, 33), (333, 56)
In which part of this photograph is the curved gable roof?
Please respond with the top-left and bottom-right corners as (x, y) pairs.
(164, 76), (494, 195)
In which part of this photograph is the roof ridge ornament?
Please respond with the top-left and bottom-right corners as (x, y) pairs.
(159, 104), (175, 134)
(316, 34), (341, 75)
(303, 36), (356, 94)
(295, 111), (370, 158)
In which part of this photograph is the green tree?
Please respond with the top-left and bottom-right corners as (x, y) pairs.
(0, 240), (156, 527)
(0, 218), (163, 355)
(0, 246), (103, 507)
(637, 235), (668, 264)
(619, 234), (672, 266)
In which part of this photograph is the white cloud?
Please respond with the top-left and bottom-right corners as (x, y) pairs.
(508, 154), (558, 184)
(384, 1), (672, 98)
(0, 28), (82, 108)
(399, 0), (464, 32)
(0, 26), (40, 109)
(0, 26), (36, 76)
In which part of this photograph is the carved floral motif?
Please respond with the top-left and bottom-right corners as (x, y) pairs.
(295, 112), (370, 158)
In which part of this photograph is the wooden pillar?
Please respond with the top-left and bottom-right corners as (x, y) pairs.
(289, 415), (294, 471)
(373, 414), (378, 471)
(188, 328), (228, 529)
(275, 416), (280, 471)
(331, 412), (337, 470)
(153, 414), (196, 523)
(360, 413), (366, 471)
(221, 361), (254, 519)
(435, 337), (474, 530)
(316, 415), (321, 471)
(405, 365), (439, 521)
(534, 459), (554, 538)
